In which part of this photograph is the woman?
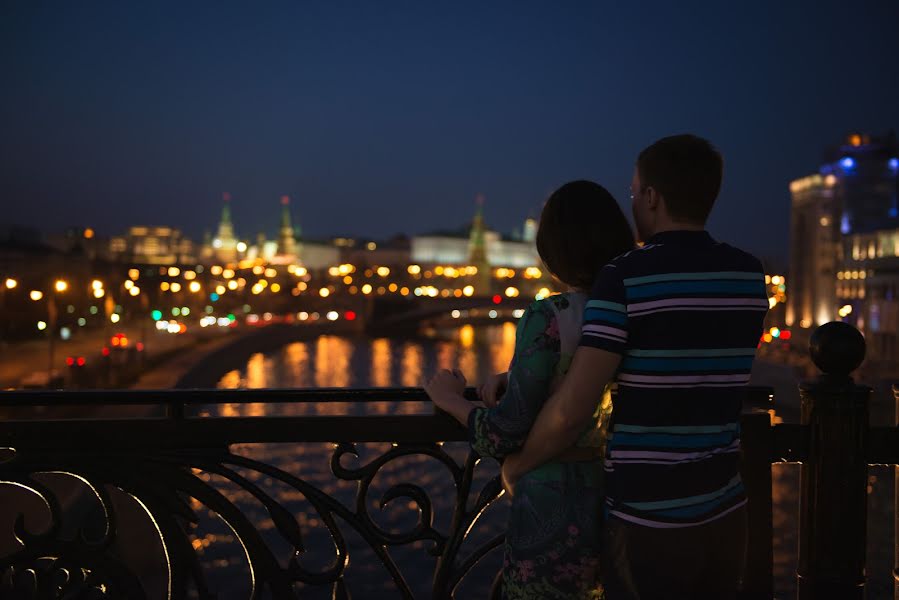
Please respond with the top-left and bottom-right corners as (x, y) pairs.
(425, 180), (635, 599)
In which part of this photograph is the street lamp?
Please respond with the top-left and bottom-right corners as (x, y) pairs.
(30, 290), (43, 301)
(54, 280), (68, 293)
(0, 278), (18, 338)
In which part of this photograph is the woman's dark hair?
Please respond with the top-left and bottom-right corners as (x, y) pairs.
(536, 180), (635, 290)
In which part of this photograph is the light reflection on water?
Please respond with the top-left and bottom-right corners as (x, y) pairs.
(217, 322), (517, 392)
(201, 324), (893, 599)
(202, 324), (517, 599)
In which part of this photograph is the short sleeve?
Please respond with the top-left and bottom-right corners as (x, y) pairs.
(468, 300), (558, 459)
(579, 263), (629, 355)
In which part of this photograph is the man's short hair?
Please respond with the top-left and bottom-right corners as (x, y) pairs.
(637, 134), (723, 224)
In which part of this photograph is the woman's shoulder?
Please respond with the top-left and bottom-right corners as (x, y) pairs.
(529, 291), (587, 315)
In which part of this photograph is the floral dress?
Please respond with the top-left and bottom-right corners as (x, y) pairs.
(468, 292), (611, 600)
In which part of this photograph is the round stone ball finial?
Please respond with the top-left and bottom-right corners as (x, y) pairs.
(808, 321), (866, 376)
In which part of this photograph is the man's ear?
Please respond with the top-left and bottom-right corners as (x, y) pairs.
(646, 187), (662, 211)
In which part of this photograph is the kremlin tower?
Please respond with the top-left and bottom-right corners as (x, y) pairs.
(212, 192), (239, 263)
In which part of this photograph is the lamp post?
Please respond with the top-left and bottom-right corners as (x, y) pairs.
(46, 279), (68, 384)
(1, 278), (16, 340)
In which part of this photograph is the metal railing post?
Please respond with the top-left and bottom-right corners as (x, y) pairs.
(894, 383), (899, 600)
(797, 322), (871, 599)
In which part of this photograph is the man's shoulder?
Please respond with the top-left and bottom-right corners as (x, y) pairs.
(605, 243), (666, 270)
(710, 241), (765, 273)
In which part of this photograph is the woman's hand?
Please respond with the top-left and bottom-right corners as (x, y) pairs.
(477, 372), (508, 408)
(424, 369), (467, 411)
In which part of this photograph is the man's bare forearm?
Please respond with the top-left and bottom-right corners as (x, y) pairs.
(506, 347), (621, 479)
(513, 387), (584, 472)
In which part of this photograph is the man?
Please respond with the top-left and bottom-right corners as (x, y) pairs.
(502, 134), (768, 599)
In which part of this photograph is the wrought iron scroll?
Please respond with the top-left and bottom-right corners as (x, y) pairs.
(0, 426), (505, 600)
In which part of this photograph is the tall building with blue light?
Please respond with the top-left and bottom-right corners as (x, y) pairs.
(788, 132), (899, 372)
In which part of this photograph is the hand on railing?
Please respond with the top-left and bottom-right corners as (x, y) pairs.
(477, 371), (508, 408)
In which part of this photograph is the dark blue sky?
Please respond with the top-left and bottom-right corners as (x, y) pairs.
(2, 1), (898, 265)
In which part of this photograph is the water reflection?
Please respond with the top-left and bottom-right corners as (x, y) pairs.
(217, 324), (518, 392)
(315, 336), (353, 388)
(246, 352), (268, 389)
(370, 339), (391, 388)
(284, 341), (312, 388)
(206, 324), (518, 597)
(494, 321), (516, 374)
(400, 342), (424, 388)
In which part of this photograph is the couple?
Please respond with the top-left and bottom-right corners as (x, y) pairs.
(425, 134), (768, 599)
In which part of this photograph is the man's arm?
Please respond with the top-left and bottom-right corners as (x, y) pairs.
(502, 260), (629, 491)
(502, 346), (620, 488)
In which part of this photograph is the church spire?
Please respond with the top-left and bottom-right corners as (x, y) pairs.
(467, 194), (492, 294)
(213, 192), (238, 263)
(278, 195), (297, 257)
(220, 192), (232, 226)
(468, 193), (487, 265)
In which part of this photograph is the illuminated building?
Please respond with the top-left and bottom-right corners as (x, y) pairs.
(198, 195), (340, 269)
(787, 174), (838, 328)
(109, 226), (195, 265)
(411, 197), (539, 268)
(342, 236), (411, 267)
(789, 132), (899, 369)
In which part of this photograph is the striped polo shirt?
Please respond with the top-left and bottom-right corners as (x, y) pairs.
(580, 230), (767, 528)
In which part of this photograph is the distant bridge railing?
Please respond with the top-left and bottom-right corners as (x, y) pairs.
(0, 323), (897, 599)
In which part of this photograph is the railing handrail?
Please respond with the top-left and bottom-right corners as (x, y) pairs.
(0, 384), (776, 407)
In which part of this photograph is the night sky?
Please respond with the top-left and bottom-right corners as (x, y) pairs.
(2, 1), (898, 266)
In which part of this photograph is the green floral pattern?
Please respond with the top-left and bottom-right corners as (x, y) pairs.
(467, 293), (608, 599)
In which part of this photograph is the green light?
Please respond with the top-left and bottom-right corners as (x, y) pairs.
(227, 313), (236, 322)
(182, 307), (191, 316)
(243, 304), (251, 313)
(172, 307), (181, 317)
(151, 310), (163, 321)
(89, 306), (98, 315)
(205, 305), (214, 314)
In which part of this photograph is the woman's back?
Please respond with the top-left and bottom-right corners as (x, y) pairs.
(469, 290), (607, 599)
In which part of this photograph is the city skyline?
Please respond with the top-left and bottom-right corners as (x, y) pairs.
(3, 2), (899, 265)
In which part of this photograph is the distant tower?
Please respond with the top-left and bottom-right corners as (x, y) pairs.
(468, 194), (492, 294)
(468, 194), (488, 264)
(213, 192), (238, 263)
(522, 217), (538, 243)
(200, 230), (213, 260)
(256, 231), (267, 254)
(278, 195), (297, 257)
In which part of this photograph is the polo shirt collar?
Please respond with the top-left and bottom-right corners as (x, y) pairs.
(646, 230), (714, 246)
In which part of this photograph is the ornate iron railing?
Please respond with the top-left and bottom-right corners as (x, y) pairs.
(0, 386), (768, 600)
(0, 322), (897, 599)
